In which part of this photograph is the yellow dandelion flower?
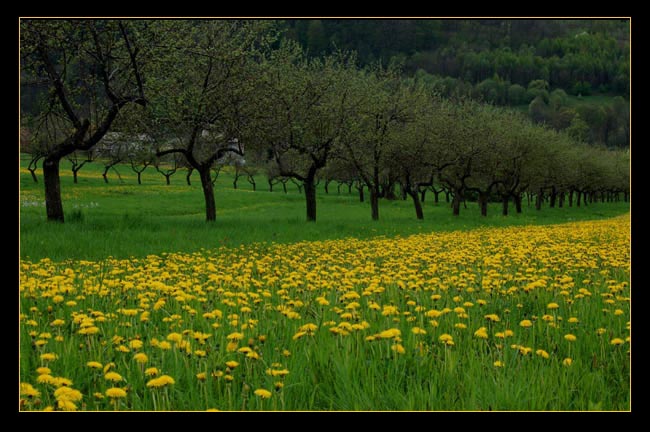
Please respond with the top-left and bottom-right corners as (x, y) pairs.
(129, 340), (144, 350)
(225, 361), (239, 369)
(146, 375), (175, 388)
(54, 386), (82, 401)
(454, 323), (467, 330)
(104, 371), (123, 382)
(563, 357), (573, 366)
(254, 389), (272, 399)
(159, 341), (172, 350)
(377, 328), (401, 339)
(519, 320), (533, 328)
(36, 366), (51, 375)
(226, 341), (239, 351)
(52, 377), (73, 387)
(266, 368), (290, 377)
(474, 327), (489, 339)
(484, 314), (500, 322)
(87, 361), (103, 369)
(133, 353), (148, 364)
(391, 344), (406, 354)
(411, 327), (427, 335)
(493, 360), (504, 367)
(564, 334), (577, 342)
(20, 383), (40, 398)
(145, 367), (159, 377)
(106, 387), (127, 398)
(36, 374), (56, 385)
(568, 317), (579, 324)
(196, 372), (207, 381)
(40, 353), (58, 362)
(439, 334), (454, 345)
(57, 399), (77, 411)
(226, 332), (244, 341)
(610, 338), (625, 346)
(535, 349), (550, 359)
(547, 303), (560, 310)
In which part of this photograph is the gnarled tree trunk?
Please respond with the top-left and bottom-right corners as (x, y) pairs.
(304, 177), (317, 222)
(199, 167), (216, 222)
(43, 157), (65, 222)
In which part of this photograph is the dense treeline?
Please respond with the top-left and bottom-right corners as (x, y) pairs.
(282, 19), (630, 148)
(20, 19), (630, 224)
(283, 19), (629, 95)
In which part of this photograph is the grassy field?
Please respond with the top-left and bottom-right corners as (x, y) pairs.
(19, 157), (630, 411)
(20, 157), (629, 261)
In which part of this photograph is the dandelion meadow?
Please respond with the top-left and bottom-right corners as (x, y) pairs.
(19, 216), (630, 411)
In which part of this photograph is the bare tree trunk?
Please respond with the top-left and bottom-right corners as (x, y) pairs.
(247, 175), (256, 191)
(549, 186), (557, 208)
(28, 156), (42, 183)
(433, 189), (440, 204)
(502, 195), (509, 216)
(357, 183), (364, 202)
(324, 179), (331, 194)
(29, 168), (38, 183)
(568, 190), (574, 207)
(43, 157), (64, 222)
(408, 190), (424, 220)
(199, 168), (216, 222)
(420, 187), (426, 203)
(186, 168), (193, 186)
(268, 178), (274, 192)
(370, 186), (380, 221)
(514, 193), (522, 213)
(72, 169), (79, 184)
(576, 190), (581, 207)
(304, 177), (317, 222)
(478, 192), (488, 217)
(452, 191), (461, 216)
(102, 166), (110, 183)
(535, 189), (543, 211)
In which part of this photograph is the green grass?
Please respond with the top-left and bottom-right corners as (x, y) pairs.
(20, 156), (629, 261)
(20, 216), (630, 411)
(19, 156), (630, 411)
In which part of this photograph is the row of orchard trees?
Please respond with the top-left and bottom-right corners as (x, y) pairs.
(21, 19), (629, 223)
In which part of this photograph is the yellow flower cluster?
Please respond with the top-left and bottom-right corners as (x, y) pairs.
(19, 217), (630, 410)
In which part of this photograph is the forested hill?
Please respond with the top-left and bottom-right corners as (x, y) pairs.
(282, 19), (630, 149)
(282, 19), (629, 96)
